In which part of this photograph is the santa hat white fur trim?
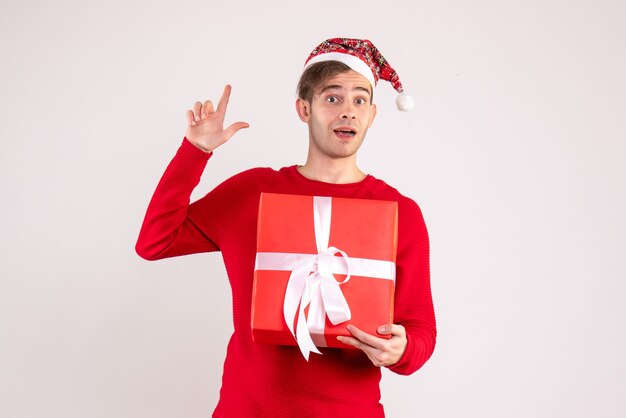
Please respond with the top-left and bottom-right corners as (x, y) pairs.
(304, 52), (377, 90)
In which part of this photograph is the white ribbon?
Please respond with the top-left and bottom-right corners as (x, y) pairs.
(254, 196), (396, 360)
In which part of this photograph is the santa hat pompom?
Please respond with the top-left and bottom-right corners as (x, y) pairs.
(396, 92), (415, 111)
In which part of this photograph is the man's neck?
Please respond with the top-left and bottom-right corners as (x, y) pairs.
(297, 157), (366, 184)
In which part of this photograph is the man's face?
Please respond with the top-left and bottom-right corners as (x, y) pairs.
(296, 70), (377, 161)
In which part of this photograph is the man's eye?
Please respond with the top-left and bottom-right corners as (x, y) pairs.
(356, 98), (367, 105)
(327, 96), (338, 103)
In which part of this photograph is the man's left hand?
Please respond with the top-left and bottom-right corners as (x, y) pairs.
(337, 324), (407, 367)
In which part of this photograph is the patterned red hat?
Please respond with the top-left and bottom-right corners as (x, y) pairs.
(303, 38), (414, 111)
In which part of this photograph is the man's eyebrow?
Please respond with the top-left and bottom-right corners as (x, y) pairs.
(319, 84), (372, 97)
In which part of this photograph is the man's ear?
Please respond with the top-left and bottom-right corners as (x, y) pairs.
(296, 98), (311, 122)
(368, 103), (377, 128)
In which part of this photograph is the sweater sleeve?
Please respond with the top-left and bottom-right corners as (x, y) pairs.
(135, 138), (219, 260)
(386, 198), (437, 375)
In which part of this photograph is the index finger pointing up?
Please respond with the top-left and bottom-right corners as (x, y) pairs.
(216, 84), (232, 114)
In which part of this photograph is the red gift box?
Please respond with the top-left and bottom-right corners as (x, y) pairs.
(251, 193), (398, 360)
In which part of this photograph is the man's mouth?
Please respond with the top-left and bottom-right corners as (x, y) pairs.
(333, 128), (357, 137)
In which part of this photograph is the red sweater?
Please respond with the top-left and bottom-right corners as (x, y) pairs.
(136, 139), (436, 418)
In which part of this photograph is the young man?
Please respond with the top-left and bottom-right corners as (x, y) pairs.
(136, 38), (436, 418)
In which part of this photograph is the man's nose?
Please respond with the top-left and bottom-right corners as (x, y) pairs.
(340, 103), (356, 119)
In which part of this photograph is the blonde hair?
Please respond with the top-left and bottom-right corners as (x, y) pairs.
(297, 61), (374, 103)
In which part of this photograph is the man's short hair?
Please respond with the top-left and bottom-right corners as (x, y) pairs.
(297, 61), (374, 103)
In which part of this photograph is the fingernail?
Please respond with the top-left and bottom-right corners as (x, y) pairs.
(378, 326), (386, 333)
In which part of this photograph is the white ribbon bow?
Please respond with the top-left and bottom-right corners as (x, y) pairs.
(282, 197), (351, 359)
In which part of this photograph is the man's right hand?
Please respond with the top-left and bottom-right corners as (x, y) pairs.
(185, 84), (249, 153)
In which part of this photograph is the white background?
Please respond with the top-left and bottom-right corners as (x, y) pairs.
(1, 0), (625, 417)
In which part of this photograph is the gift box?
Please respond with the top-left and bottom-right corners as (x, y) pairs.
(251, 192), (398, 360)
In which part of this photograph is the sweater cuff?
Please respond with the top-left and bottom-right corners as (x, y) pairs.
(387, 333), (416, 375)
(167, 138), (213, 181)
(182, 137), (214, 158)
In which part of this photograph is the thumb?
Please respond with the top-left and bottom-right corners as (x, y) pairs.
(223, 121), (250, 141)
(377, 325), (393, 335)
(377, 324), (405, 336)
(376, 324), (406, 338)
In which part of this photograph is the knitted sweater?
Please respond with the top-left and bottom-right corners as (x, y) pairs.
(136, 139), (437, 418)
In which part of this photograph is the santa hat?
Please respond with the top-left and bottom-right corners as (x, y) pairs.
(303, 38), (415, 111)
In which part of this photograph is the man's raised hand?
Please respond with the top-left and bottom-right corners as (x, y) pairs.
(185, 85), (249, 153)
